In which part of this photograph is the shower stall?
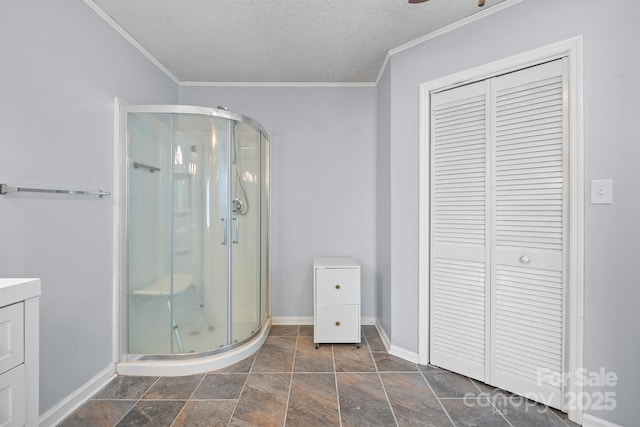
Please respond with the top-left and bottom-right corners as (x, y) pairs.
(118, 105), (270, 372)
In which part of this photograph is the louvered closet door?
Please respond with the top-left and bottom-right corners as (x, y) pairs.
(429, 59), (568, 410)
(430, 80), (489, 381)
(490, 59), (567, 409)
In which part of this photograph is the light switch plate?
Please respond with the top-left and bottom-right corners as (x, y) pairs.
(591, 179), (613, 204)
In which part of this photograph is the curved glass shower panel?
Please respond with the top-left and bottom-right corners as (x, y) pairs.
(260, 132), (270, 325)
(127, 112), (174, 354)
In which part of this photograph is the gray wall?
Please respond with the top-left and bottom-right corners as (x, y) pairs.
(2, 0), (637, 424)
(376, 65), (392, 336)
(0, 0), (178, 415)
(382, 0), (639, 424)
(180, 86), (378, 320)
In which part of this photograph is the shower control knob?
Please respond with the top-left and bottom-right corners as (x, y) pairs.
(335, 284), (340, 289)
(335, 321), (341, 326)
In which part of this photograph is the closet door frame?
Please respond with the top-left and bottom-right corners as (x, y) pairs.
(418, 36), (584, 424)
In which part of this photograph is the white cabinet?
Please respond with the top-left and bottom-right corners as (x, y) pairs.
(0, 279), (40, 427)
(313, 257), (360, 348)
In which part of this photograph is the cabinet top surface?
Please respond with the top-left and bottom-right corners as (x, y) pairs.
(0, 278), (41, 305)
(313, 257), (360, 268)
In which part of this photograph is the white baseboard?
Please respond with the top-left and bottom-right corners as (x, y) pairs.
(361, 316), (376, 325)
(582, 413), (622, 427)
(374, 320), (391, 352)
(271, 316), (377, 326)
(389, 345), (420, 364)
(39, 365), (116, 427)
(271, 316), (313, 325)
(373, 320), (419, 363)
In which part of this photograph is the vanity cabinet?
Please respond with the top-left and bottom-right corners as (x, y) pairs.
(313, 257), (360, 348)
(0, 278), (40, 427)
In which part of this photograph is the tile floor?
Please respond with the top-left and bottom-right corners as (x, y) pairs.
(60, 325), (580, 426)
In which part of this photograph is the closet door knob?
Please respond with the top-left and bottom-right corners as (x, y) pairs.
(335, 321), (341, 326)
(335, 284), (340, 289)
(519, 255), (530, 264)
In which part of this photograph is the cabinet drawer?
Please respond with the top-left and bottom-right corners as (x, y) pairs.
(316, 268), (359, 305)
(0, 303), (24, 375)
(0, 364), (26, 427)
(315, 305), (360, 343)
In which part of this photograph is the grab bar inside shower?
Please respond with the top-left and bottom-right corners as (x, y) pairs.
(132, 162), (161, 173)
(0, 183), (111, 198)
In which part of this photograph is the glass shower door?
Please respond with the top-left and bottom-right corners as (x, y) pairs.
(171, 114), (230, 354)
(128, 112), (232, 355)
(230, 121), (262, 343)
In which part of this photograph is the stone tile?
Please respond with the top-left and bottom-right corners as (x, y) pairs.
(550, 407), (580, 427)
(268, 325), (299, 336)
(364, 331), (387, 351)
(285, 373), (340, 426)
(172, 400), (236, 427)
(470, 378), (497, 394)
(493, 394), (568, 427)
(298, 325), (314, 336)
(94, 376), (158, 400)
(213, 354), (255, 373)
(229, 373), (291, 426)
(418, 363), (444, 373)
(372, 352), (419, 372)
(115, 400), (185, 427)
(294, 336), (334, 372)
(424, 370), (484, 398)
(361, 325), (378, 337)
(440, 397), (510, 427)
(333, 342), (376, 372)
(381, 373), (452, 427)
(142, 374), (204, 399)
(59, 400), (135, 427)
(192, 373), (248, 399)
(252, 336), (297, 372)
(337, 373), (396, 427)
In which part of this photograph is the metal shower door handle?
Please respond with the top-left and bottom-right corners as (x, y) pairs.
(221, 218), (227, 245)
(232, 217), (239, 244)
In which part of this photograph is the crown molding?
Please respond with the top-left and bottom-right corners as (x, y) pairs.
(83, 0), (180, 84)
(375, 0), (523, 84)
(179, 81), (376, 88)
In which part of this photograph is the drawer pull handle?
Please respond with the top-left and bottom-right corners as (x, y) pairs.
(519, 255), (530, 264)
(335, 321), (340, 326)
(335, 284), (340, 289)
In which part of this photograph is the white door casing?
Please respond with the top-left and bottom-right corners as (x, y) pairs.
(419, 37), (584, 423)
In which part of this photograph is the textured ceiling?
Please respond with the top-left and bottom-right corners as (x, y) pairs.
(89, 0), (506, 83)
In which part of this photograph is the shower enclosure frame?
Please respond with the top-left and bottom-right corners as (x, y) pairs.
(114, 103), (271, 375)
